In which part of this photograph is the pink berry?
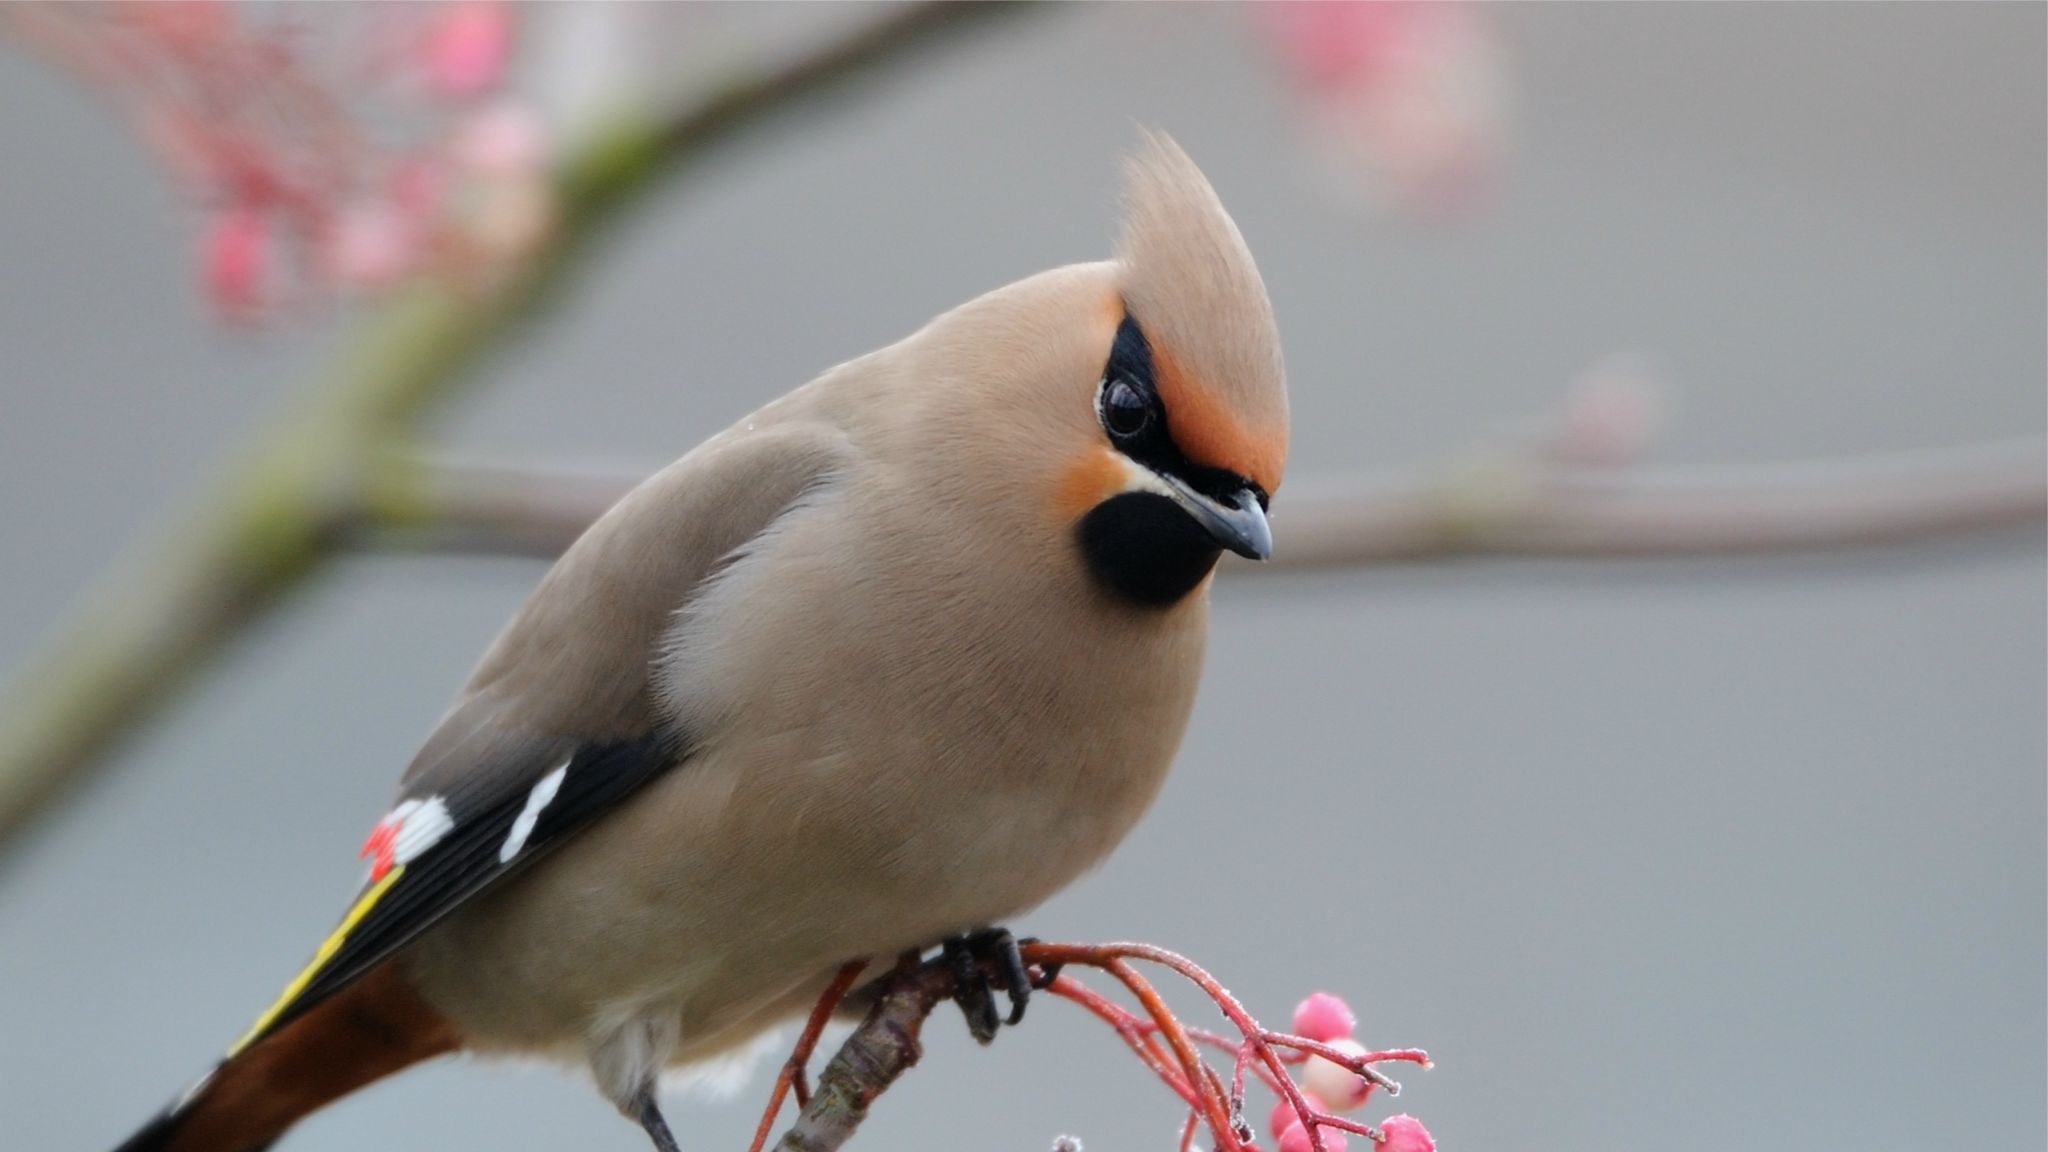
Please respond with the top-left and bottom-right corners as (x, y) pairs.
(1292, 992), (1357, 1042)
(1279, 1121), (1347, 1152)
(1302, 1038), (1373, 1111)
(1268, 1093), (1325, 1142)
(1377, 1114), (1435, 1152)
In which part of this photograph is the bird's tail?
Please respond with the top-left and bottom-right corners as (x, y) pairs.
(112, 964), (458, 1152)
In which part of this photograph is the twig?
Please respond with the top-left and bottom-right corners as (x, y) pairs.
(751, 960), (867, 1152)
(768, 940), (1432, 1152)
(358, 438), (2045, 565)
(1259, 437), (2046, 567)
(0, 1), (1027, 860)
(772, 952), (951, 1152)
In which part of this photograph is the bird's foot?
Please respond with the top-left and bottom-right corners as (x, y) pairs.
(942, 927), (1055, 1045)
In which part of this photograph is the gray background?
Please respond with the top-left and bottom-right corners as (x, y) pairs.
(2, 4), (2042, 1151)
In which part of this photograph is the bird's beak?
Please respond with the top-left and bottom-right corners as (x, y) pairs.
(1163, 475), (1272, 561)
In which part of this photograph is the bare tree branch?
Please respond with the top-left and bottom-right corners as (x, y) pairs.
(0, 1), (1027, 860)
(764, 940), (1434, 1152)
(355, 439), (2046, 567)
(1252, 438), (2047, 568)
(771, 954), (951, 1152)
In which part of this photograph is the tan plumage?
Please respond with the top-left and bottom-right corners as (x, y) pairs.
(116, 134), (1286, 1152)
(1117, 132), (1288, 494)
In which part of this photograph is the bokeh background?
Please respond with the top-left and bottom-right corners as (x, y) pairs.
(2, 4), (2042, 1151)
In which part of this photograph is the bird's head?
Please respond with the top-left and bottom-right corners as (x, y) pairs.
(900, 134), (1285, 609)
(1062, 134), (1288, 606)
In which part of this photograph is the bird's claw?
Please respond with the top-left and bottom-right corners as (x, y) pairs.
(942, 927), (1039, 1045)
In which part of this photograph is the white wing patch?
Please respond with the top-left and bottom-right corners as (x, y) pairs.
(393, 797), (454, 863)
(361, 795), (454, 882)
(500, 763), (569, 863)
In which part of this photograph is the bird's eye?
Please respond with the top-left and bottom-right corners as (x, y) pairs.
(1103, 379), (1151, 438)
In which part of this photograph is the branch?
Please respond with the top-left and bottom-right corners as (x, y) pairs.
(762, 942), (1433, 1152)
(771, 954), (952, 1152)
(1251, 437), (2046, 568)
(0, 1), (1027, 860)
(354, 439), (2046, 566)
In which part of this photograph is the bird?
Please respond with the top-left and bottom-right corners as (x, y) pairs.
(113, 133), (1288, 1152)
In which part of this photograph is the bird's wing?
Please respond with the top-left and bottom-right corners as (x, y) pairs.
(228, 422), (853, 1055)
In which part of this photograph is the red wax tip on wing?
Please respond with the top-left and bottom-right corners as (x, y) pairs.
(360, 821), (399, 881)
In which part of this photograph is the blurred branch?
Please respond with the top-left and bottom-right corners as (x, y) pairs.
(352, 439), (2047, 566)
(1253, 438), (2047, 568)
(0, 1), (1024, 860)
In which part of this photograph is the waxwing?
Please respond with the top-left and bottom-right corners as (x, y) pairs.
(114, 133), (1287, 1152)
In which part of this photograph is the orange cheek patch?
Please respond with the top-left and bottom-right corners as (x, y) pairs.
(1053, 447), (1128, 522)
(1150, 345), (1287, 494)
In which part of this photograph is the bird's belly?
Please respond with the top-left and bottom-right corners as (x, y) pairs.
(409, 678), (1189, 1056)
(410, 540), (1208, 1057)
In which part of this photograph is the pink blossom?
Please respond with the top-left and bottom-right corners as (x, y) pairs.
(421, 1), (512, 100)
(201, 206), (270, 318)
(1255, 0), (1507, 217)
(452, 104), (548, 178)
(126, 1), (233, 51)
(19, 2), (552, 321)
(325, 201), (417, 290)
(1376, 1114), (1435, 1152)
(1259, 1), (1413, 93)
(389, 154), (451, 221)
(1292, 992), (1358, 1042)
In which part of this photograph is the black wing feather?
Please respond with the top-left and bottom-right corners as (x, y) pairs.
(243, 734), (678, 1048)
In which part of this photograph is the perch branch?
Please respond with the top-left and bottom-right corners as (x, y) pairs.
(770, 952), (952, 1152)
(0, 1), (1025, 859)
(766, 941), (1431, 1152)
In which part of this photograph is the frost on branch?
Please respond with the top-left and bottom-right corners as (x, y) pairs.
(753, 943), (1436, 1152)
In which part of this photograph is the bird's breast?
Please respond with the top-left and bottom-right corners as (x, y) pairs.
(413, 483), (1213, 1053)
(658, 487), (1210, 921)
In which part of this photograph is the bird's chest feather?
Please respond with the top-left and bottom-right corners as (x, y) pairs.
(653, 496), (1208, 925)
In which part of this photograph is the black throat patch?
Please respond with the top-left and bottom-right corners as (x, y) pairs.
(1078, 491), (1222, 607)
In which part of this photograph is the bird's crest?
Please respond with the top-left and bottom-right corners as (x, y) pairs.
(1115, 132), (1288, 494)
